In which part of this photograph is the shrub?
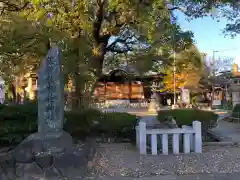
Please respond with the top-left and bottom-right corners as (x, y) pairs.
(232, 104), (240, 118)
(158, 108), (218, 128)
(0, 104), (137, 145)
(64, 108), (103, 138)
(0, 103), (37, 122)
(94, 112), (136, 139)
(0, 103), (38, 145)
(64, 110), (137, 141)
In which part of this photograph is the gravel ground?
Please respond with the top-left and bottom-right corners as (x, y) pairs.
(1, 143), (240, 180)
(94, 172), (240, 180)
(85, 143), (240, 179)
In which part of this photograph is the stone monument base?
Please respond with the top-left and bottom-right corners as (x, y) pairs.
(1, 133), (97, 179)
(12, 131), (73, 158)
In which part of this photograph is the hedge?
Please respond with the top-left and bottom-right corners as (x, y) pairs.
(157, 108), (218, 128)
(64, 109), (136, 139)
(0, 104), (137, 146)
(232, 104), (240, 119)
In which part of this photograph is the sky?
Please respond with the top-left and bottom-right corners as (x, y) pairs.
(177, 12), (240, 65)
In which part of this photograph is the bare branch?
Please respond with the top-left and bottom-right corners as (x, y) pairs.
(167, 5), (210, 17)
(93, 0), (105, 44)
(106, 33), (137, 53)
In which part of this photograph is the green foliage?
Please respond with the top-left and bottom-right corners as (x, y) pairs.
(1, 0), (198, 71)
(0, 14), (62, 84)
(158, 109), (218, 127)
(95, 112), (136, 138)
(0, 14), (93, 107)
(0, 104), (137, 146)
(64, 108), (104, 137)
(156, 45), (203, 92)
(1, 0), (239, 108)
(64, 109), (136, 140)
(0, 103), (38, 145)
(232, 104), (240, 119)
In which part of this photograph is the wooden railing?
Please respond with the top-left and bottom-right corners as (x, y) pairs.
(136, 121), (202, 155)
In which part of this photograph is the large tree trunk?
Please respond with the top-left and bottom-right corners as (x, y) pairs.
(70, 36), (109, 109)
(70, 0), (111, 108)
(70, 38), (87, 110)
(89, 42), (108, 97)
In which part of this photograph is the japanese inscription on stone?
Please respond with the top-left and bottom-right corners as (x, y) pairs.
(37, 46), (64, 135)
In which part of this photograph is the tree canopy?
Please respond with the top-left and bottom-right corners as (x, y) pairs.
(0, 0), (239, 106)
(0, 0), (216, 76)
(1, 0), (238, 76)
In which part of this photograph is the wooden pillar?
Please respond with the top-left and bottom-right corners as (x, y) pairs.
(15, 76), (19, 103)
(120, 83), (123, 99)
(104, 80), (107, 102)
(128, 80), (132, 100)
(28, 77), (35, 100)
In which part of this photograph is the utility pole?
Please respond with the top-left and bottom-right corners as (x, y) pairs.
(173, 50), (176, 107)
(170, 12), (176, 107)
(172, 31), (176, 107)
(212, 50), (219, 76)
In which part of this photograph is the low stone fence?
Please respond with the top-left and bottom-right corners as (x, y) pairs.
(136, 121), (202, 155)
(92, 100), (149, 109)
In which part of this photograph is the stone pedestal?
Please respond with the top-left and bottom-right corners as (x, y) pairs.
(12, 131), (73, 158)
(148, 93), (160, 113)
(148, 101), (157, 113)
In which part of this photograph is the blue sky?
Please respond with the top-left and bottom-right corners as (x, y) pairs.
(177, 12), (240, 64)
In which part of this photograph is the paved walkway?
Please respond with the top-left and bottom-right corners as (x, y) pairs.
(103, 107), (240, 143)
(209, 119), (240, 143)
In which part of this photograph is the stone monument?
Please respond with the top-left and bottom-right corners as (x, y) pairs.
(1, 46), (96, 180)
(38, 45), (64, 135)
(36, 45), (73, 152)
(14, 45), (73, 154)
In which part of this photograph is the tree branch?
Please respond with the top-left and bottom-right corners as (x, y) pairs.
(93, 0), (105, 44)
(137, 0), (214, 17)
(167, 5), (210, 16)
(106, 34), (136, 53)
(0, 1), (30, 12)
